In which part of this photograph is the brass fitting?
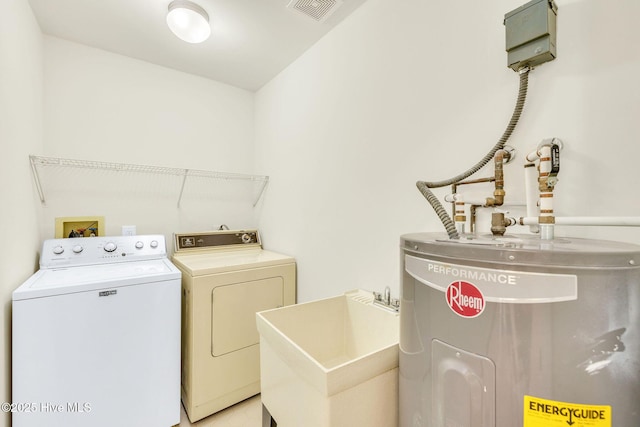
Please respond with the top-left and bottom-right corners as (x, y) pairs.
(538, 216), (555, 224)
(491, 212), (507, 236)
(493, 189), (506, 206)
(486, 149), (510, 207)
(491, 212), (516, 236)
(454, 201), (466, 224)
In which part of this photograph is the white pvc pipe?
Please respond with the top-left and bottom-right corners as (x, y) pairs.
(519, 217), (640, 226)
(524, 164), (539, 233)
(443, 194), (457, 203)
(445, 194), (490, 207)
(454, 195), (466, 235)
(537, 145), (555, 240)
(456, 197), (488, 206)
(540, 224), (555, 240)
(525, 150), (540, 163)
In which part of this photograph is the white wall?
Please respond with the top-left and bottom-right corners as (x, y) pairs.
(255, 0), (640, 303)
(3, 0), (639, 418)
(0, 0), (43, 423)
(41, 36), (257, 242)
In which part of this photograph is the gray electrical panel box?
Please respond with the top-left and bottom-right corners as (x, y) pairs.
(504, 0), (557, 71)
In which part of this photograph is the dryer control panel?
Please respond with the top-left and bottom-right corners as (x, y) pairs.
(174, 230), (261, 252)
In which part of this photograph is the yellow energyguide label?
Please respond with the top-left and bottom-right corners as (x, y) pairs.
(524, 395), (611, 427)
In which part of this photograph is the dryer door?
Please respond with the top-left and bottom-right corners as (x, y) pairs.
(211, 277), (283, 356)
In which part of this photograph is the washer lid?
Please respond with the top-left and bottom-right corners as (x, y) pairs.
(13, 259), (180, 300)
(171, 249), (295, 276)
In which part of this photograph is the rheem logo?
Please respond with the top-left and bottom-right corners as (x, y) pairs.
(446, 281), (485, 318)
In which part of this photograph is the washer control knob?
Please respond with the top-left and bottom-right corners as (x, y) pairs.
(72, 245), (83, 254)
(104, 242), (117, 252)
(135, 241), (144, 249)
(241, 233), (253, 244)
(150, 240), (159, 249)
(53, 245), (64, 255)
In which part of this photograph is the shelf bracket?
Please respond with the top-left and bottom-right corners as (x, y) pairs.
(177, 169), (189, 208)
(29, 155), (47, 206)
(253, 177), (269, 207)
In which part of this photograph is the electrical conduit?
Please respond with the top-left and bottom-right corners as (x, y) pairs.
(416, 67), (531, 239)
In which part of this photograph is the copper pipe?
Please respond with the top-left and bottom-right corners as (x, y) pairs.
(455, 177), (496, 186)
(470, 205), (480, 233)
(451, 177), (496, 218)
(450, 183), (457, 222)
(483, 149), (511, 207)
(493, 149), (510, 206)
(449, 149), (510, 231)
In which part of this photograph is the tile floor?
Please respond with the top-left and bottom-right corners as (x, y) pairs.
(179, 395), (262, 427)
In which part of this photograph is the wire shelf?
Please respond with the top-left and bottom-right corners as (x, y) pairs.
(29, 155), (269, 207)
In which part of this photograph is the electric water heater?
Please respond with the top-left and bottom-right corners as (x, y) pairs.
(399, 233), (639, 427)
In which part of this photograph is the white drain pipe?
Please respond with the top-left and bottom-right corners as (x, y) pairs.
(519, 217), (640, 227)
(524, 162), (539, 234)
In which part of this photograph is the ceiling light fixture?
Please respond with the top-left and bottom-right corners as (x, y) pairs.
(166, 0), (211, 44)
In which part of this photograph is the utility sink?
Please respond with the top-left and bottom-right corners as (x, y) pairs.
(256, 289), (399, 427)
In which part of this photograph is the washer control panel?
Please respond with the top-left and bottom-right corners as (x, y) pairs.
(40, 235), (167, 268)
(174, 230), (261, 252)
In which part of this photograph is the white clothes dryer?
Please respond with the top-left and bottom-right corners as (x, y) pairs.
(12, 235), (181, 427)
(172, 230), (296, 422)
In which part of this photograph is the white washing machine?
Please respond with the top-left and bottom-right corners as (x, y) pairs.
(172, 230), (296, 422)
(12, 235), (181, 427)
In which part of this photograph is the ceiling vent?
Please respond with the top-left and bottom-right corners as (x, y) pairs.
(286, 0), (343, 23)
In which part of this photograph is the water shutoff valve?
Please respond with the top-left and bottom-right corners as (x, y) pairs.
(491, 212), (516, 236)
(547, 142), (560, 186)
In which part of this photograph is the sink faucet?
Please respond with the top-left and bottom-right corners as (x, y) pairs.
(373, 286), (399, 312)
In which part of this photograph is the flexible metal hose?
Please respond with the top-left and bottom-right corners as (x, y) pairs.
(416, 67), (531, 239)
